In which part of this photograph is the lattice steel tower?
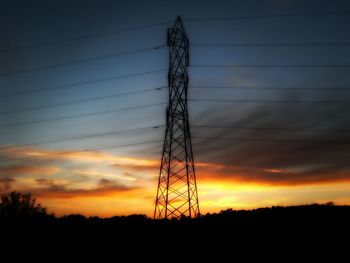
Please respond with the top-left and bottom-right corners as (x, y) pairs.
(154, 16), (200, 219)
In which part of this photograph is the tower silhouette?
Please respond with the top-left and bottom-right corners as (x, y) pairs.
(154, 16), (200, 219)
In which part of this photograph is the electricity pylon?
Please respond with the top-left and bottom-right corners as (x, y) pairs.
(154, 16), (200, 219)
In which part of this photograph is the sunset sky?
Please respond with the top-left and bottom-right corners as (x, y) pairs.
(1, 0), (350, 217)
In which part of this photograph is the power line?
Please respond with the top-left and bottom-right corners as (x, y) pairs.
(0, 45), (166, 77)
(192, 125), (350, 133)
(0, 125), (165, 150)
(1, 123), (348, 152)
(189, 98), (350, 104)
(1, 48), (346, 78)
(190, 64), (350, 68)
(192, 42), (350, 47)
(192, 136), (350, 144)
(1, 98), (346, 129)
(0, 86), (167, 115)
(0, 140), (163, 163)
(0, 123), (348, 153)
(7, 42), (347, 78)
(185, 10), (350, 23)
(0, 69), (167, 98)
(1, 84), (346, 116)
(2, 10), (347, 53)
(190, 86), (350, 91)
(1, 97), (347, 129)
(0, 21), (172, 52)
(0, 103), (166, 129)
(1, 127), (348, 163)
(6, 84), (348, 116)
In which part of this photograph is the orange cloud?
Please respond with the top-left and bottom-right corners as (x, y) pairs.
(111, 162), (159, 172)
(0, 178), (16, 192)
(196, 161), (350, 186)
(2, 146), (155, 163)
(0, 165), (60, 176)
(1, 145), (350, 217)
(1, 146), (158, 170)
(263, 169), (283, 174)
(3, 145), (349, 187)
(31, 177), (135, 199)
(75, 170), (137, 182)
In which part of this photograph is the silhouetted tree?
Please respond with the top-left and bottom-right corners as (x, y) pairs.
(0, 191), (47, 218)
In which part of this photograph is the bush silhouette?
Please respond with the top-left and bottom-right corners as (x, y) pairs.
(0, 191), (47, 218)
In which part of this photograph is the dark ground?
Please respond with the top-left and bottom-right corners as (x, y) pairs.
(1, 203), (349, 258)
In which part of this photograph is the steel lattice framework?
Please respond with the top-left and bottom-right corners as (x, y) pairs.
(154, 16), (200, 219)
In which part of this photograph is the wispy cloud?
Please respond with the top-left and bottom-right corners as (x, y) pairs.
(111, 162), (159, 171)
(1, 146), (159, 166)
(197, 161), (350, 186)
(0, 164), (60, 177)
(75, 170), (137, 181)
(1, 143), (349, 216)
(0, 178), (16, 192)
(32, 177), (135, 199)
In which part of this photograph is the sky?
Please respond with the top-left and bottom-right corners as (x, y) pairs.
(0, 0), (350, 217)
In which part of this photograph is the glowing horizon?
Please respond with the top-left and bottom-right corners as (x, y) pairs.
(1, 145), (350, 218)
